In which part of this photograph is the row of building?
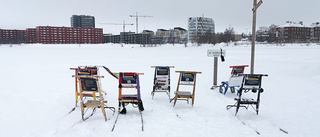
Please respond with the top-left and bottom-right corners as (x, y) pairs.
(1, 14), (319, 44)
(0, 26), (189, 44)
(0, 15), (214, 44)
(254, 21), (320, 43)
(275, 21), (320, 43)
(0, 26), (103, 44)
(104, 27), (188, 44)
(1, 15), (102, 44)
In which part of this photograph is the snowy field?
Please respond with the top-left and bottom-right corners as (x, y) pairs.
(0, 43), (319, 137)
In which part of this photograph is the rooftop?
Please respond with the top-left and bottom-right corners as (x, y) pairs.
(277, 21), (306, 28)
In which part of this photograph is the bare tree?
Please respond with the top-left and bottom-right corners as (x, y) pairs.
(196, 31), (203, 46)
(168, 29), (176, 46)
(184, 36), (188, 47)
(223, 27), (235, 42)
(213, 27), (235, 44)
(267, 24), (277, 43)
(204, 29), (215, 45)
(215, 32), (224, 43)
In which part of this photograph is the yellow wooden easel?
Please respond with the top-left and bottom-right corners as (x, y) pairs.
(70, 67), (98, 107)
(72, 75), (108, 121)
(173, 71), (202, 107)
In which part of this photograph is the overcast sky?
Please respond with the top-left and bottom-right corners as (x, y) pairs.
(1, 0), (319, 34)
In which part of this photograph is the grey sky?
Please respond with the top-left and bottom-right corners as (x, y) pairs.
(1, 0), (319, 34)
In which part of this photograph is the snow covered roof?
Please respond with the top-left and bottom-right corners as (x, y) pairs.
(310, 22), (320, 27)
(277, 21), (307, 28)
(174, 27), (187, 31)
(157, 29), (168, 31)
(277, 21), (320, 28)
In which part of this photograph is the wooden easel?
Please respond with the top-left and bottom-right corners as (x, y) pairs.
(226, 74), (268, 115)
(173, 71), (202, 107)
(70, 67), (99, 107)
(115, 72), (145, 113)
(151, 66), (174, 99)
(72, 75), (108, 121)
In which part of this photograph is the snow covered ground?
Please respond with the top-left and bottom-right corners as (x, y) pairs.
(0, 43), (319, 137)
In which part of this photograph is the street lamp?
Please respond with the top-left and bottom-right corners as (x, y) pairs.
(251, 0), (263, 74)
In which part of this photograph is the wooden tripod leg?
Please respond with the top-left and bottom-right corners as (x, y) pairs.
(93, 92), (97, 101)
(75, 91), (78, 107)
(80, 102), (85, 120)
(75, 71), (79, 107)
(101, 103), (107, 121)
(191, 97), (195, 107)
(173, 94), (178, 107)
(191, 73), (197, 106)
(97, 78), (107, 121)
(78, 79), (86, 120)
(173, 72), (182, 107)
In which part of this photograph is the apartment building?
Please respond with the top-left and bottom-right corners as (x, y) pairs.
(71, 15), (95, 28)
(34, 26), (103, 44)
(0, 29), (26, 44)
(188, 17), (215, 43)
(276, 21), (311, 43)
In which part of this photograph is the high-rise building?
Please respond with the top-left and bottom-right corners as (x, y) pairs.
(71, 15), (95, 28)
(188, 17), (215, 43)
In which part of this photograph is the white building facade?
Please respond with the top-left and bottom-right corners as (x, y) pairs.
(188, 17), (215, 43)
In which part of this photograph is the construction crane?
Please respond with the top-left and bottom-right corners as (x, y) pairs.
(100, 21), (134, 32)
(129, 12), (152, 33)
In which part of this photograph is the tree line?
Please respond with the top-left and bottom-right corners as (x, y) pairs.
(193, 27), (236, 45)
(192, 24), (279, 45)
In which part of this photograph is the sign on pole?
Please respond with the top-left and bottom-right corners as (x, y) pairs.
(207, 49), (226, 57)
(207, 49), (226, 89)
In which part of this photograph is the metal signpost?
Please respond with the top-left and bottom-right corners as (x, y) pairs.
(207, 49), (226, 90)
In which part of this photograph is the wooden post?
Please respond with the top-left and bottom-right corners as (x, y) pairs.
(251, 0), (257, 74)
(173, 72), (182, 106)
(251, 0), (262, 74)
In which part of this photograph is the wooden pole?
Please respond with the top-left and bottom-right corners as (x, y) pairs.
(251, 0), (257, 74)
